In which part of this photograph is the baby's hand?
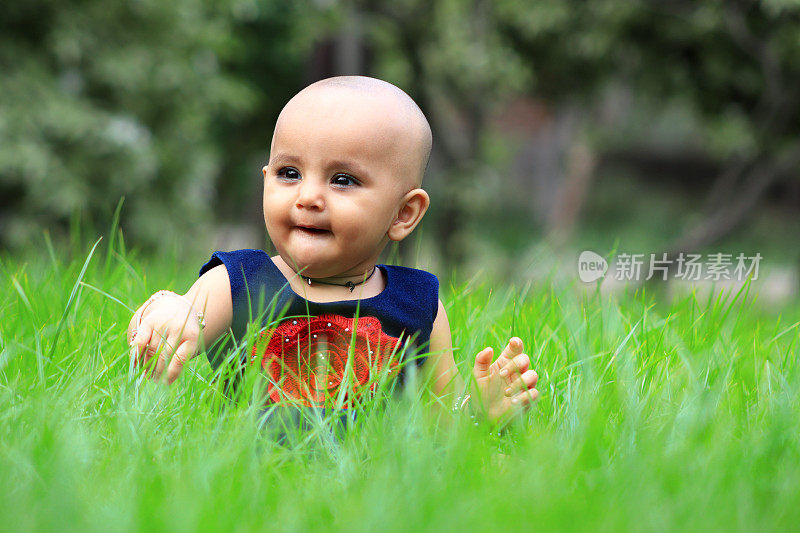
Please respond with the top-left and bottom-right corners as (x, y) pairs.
(127, 291), (204, 383)
(472, 337), (539, 425)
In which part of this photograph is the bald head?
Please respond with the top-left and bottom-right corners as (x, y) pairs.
(275, 76), (432, 189)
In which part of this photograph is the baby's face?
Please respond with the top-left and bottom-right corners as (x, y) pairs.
(263, 86), (423, 278)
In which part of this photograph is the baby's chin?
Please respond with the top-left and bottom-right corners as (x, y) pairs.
(275, 247), (335, 278)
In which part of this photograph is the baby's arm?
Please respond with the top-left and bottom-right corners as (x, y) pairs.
(423, 300), (463, 398)
(423, 299), (539, 424)
(127, 265), (232, 383)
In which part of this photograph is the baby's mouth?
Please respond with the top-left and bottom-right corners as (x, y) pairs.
(295, 225), (331, 236)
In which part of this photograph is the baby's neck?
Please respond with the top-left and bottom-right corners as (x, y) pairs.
(270, 255), (386, 303)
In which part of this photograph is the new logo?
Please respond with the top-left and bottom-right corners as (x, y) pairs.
(578, 251), (608, 283)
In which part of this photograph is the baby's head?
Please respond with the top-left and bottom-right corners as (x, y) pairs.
(262, 76), (432, 278)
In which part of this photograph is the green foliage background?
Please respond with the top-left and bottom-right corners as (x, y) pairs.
(3, 0), (800, 262)
(0, 0), (314, 248)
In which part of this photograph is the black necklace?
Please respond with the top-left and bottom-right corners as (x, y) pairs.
(301, 266), (377, 292)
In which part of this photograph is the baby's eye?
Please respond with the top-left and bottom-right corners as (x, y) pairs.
(277, 167), (301, 181)
(331, 174), (359, 188)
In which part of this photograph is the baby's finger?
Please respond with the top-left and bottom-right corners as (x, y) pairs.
(142, 326), (168, 377)
(473, 347), (493, 380)
(510, 387), (540, 406)
(130, 320), (154, 367)
(152, 328), (180, 381)
(127, 309), (141, 344)
(141, 337), (161, 378)
(491, 337), (524, 374)
(498, 352), (530, 381)
(167, 341), (196, 384)
(504, 369), (538, 396)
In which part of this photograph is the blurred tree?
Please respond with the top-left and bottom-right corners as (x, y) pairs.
(0, 0), (314, 251)
(627, 0), (800, 255)
(493, 0), (624, 246)
(498, 0), (800, 254)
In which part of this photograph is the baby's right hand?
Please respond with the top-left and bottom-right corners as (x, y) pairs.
(127, 291), (204, 383)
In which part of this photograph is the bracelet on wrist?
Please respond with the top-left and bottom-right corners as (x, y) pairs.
(136, 290), (206, 330)
(452, 393), (471, 413)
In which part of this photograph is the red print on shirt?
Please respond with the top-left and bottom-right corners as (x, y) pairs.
(252, 314), (402, 407)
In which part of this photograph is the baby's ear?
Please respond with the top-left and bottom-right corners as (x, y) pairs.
(388, 189), (430, 242)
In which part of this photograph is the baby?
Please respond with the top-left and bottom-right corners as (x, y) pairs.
(127, 76), (539, 424)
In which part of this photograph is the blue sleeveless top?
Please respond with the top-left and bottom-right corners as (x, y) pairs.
(199, 249), (439, 396)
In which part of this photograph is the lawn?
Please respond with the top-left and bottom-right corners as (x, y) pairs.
(1, 234), (799, 532)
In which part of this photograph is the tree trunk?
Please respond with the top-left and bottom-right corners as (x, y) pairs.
(546, 139), (596, 247)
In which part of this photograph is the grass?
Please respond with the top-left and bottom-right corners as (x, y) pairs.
(1, 232), (800, 532)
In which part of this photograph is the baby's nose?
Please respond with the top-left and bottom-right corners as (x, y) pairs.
(296, 180), (325, 209)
